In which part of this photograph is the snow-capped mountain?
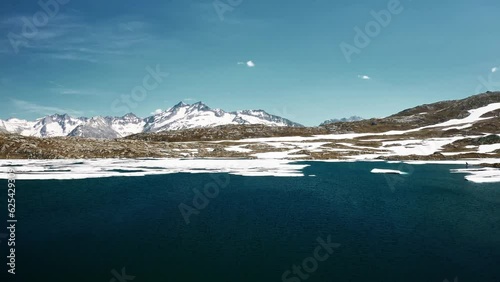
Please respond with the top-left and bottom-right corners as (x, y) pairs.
(68, 117), (120, 139)
(0, 102), (302, 138)
(144, 102), (302, 132)
(110, 113), (146, 137)
(68, 114), (146, 139)
(0, 118), (34, 135)
(33, 114), (88, 137)
(0, 114), (87, 137)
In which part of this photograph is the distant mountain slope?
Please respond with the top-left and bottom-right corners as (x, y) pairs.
(389, 91), (500, 123)
(321, 91), (500, 133)
(320, 116), (364, 126)
(0, 102), (302, 138)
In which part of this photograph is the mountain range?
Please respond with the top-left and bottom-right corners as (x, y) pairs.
(0, 102), (303, 139)
(2, 92), (500, 142)
(1, 91), (500, 162)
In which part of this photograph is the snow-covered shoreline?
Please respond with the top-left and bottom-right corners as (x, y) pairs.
(0, 158), (310, 179)
(451, 168), (500, 183)
(1, 102), (500, 182)
(0, 158), (499, 183)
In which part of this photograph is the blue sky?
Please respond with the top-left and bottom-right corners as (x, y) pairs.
(0, 0), (499, 126)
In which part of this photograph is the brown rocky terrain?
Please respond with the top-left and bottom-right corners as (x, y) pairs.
(125, 124), (328, 142)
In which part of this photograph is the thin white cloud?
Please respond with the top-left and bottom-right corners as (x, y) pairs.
(358, 75), (371, 80)
(118, 21), (147, 32)
(0, 13), (161, 62)
(60, 89), (83, 95)
(48, 81), (65, 88)
(492, 67), (498, 73)
(237, 60), (256, 68)
(49, 53), (98, 63)
(11, 99), (83, 116)
(48, 86), (108, 96)
(151, 109), (163, 115)
(184, 98), (195, 101)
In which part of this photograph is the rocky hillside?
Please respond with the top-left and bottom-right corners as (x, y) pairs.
(126, 124), (327, 142)
(321, 91), (500, 133)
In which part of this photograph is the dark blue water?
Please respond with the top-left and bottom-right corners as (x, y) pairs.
(1, 162), (500, 282)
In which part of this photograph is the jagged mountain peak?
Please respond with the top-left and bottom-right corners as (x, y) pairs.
(190, 101), (210, 111)
(123, 112), (139, 119)
(172, 101), (189, 108)
(48, 113), (69, 119)
(169, 101), (210, 112)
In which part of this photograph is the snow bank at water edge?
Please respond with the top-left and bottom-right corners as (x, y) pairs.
(451, 168), (500, 183)
(0, 159), (309, 180)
